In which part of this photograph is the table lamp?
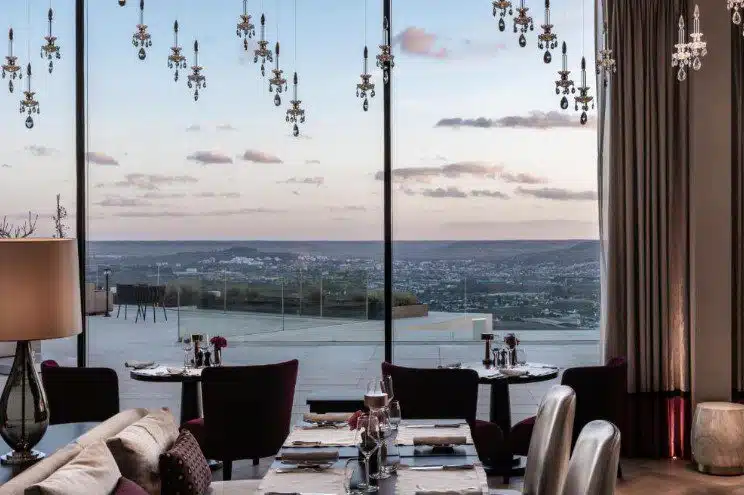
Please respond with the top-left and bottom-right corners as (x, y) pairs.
(0, 239), (81, 465)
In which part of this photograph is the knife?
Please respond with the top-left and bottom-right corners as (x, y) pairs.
(405, 424), (465, 429)
(408, 464), (475, 471)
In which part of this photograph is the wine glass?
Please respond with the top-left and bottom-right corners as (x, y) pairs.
(387, 401), (402, 474)
(344, 458), (363, 495)
(355, 415), (380, 493)
(182, 338), (192, 369)
(381, 375), (394, 402)
(371, 408), (391, 480)
(516, 348), (527, 366)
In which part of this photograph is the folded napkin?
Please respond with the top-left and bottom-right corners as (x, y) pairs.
(303, 412), (353, 424)
(396, 464), (487, 495)
(124, 360), (155, 369)
(414, 490), (483, 495)
(280, 450), (339, 463)
(413, 436), (467, 446)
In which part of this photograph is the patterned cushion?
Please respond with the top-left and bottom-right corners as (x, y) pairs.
(113, 477), (149, 495)
(159, 430), (211, 495)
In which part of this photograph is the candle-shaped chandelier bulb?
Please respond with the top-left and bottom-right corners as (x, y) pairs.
(492, 1), (513, 32)
(687, 5), (707, 72)
(132, 0), (152, 60)
(555, 41), (574, 110)
(671, 14), (690, 82)
(2, 28), (22, 93)
(513, 0), (534, 48)
(376, 17), (394, 84)
(187, 40), (206, 101)
(253, 13), (273, 77)
(596, 6), (616, 85)
(357, 46), (376, 112)
(118, 0), (126, 5)
(286, 72), (306, 137)
(41, 7), (62, 74)
(573, 56), (593, 125)
(269, 41), (287, 106)
(167, 20), (187, 82)
(237, 0), (256, 51)
(20, 64), (39, 129)
(537, 0), (557, 63)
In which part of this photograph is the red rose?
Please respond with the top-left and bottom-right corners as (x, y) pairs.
(348, 410), (366, 430)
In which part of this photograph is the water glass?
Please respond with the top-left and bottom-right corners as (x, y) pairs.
(371, 408), (391, 480)
(182, 339), (192, 369)
(381, 375), (394, 402)
(516, 348), (527, 366)
(344, 458), (363, 495)
(355, 415), (380, 493)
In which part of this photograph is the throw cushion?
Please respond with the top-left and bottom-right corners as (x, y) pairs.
(25, 441), (121, 495)
(159, 430), (211, 495)
(107, 408), (180, 495)
(113, 477), (149, 495)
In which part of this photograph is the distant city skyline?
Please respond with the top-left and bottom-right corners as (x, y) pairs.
(0, 0), (598, 240)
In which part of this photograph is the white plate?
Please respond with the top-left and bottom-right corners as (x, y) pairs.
(500, 368), (529, 377)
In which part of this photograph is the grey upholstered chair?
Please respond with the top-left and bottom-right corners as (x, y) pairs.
(493, 384), (576, 495)
(561, 420), (621, 495)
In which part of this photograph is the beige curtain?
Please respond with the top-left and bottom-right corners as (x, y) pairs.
(601, 0), (691, 457)
(732, 22), (744, 400)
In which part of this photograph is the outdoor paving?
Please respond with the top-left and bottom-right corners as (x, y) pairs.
(39, 309), (601, 427)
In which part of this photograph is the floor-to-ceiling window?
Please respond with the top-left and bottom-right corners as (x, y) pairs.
(391, 0), (600, 424)
(0, 0), (76, 366)
(84, 0), (384, 421)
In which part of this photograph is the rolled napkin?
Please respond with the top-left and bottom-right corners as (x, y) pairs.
(280, 450), (340, 463)
(303, 412), (353, 424)
(413, 436), (467, 446)
(124, 360), (155, 369)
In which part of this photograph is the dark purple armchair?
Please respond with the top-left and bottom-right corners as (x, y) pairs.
(381, 362), (505, 464)
(40, 360), (120, 425)
(182, 360), (299, 481)
(510, 358), (627, 475)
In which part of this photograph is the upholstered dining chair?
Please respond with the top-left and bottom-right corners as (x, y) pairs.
(380, 362), (505, 465)
(182, 360), (299, 481)
(561, 420), (621, 495)
(40, 360), (120, 425)
(492, 385), (576, 495)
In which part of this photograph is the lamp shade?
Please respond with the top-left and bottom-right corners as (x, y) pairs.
(0, 239), (81, 342)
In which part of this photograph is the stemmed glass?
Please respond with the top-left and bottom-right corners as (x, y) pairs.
(182, 338), (192, 369)
(381, 375), (394, 402)
(355, 415), (380, 493)
(371, 408), (392, 480)
(387, 400), (402, 473)
(344, 458), (363, 495)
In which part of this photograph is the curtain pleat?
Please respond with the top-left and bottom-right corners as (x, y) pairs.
(602, 0), (691, 458)
(731, 22), (744, 400)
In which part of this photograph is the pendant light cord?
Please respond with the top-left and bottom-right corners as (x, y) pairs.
(581, 0), (585, 56)
(364, 0), (368, 46)
(294, 0), (297, 66)
(26, 0), (31, 61)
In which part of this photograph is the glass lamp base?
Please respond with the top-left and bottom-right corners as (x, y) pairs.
(1, 448), (45, 466)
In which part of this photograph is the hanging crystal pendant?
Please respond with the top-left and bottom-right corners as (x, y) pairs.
(555, 42), (575, 109)
(286, 72), (306, 136)
(186, 40), (206, 101)
(19, 64), (39, 130)
(253, 13), (273, 77)
(2, 29), (22, 94)
(492, 1), (513, 32)
(167, 20), (187, 82)
(596, 15), (616, 86)
(357, 46), (376, 112)
(132, 0), (152, 60)
(671, 14), (690, 82)
(236, 0), (256, 49)
(376, 17), (394, 85)
(573, 57), (594, 125)
(268, 42), (287, 106)
(537, 0), (557, 63)
(513, 0), (534, 47)
(687, 5), (707, 72)
(40, 7), (61, 74)
(728, 0), (744, 26)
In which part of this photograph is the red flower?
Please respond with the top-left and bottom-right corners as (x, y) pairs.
(504, 333), (519, 349)
(348, 410), (366, 430)
(210, 336), (228, 349)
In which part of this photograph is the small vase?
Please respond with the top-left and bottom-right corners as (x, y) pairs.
(213, 348), (222, 366)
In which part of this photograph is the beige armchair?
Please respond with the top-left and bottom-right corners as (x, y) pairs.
(561, 420), (621, 495)
(85, 282), (112, 315)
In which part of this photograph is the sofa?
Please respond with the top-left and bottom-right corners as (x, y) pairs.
(0, 408), (261, 495)
(85, 283), (113, 316)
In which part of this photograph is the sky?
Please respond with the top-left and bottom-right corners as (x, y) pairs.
(0, 0), (598, 241)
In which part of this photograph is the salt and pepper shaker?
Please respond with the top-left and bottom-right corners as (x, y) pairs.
(481, 333), (495, 366)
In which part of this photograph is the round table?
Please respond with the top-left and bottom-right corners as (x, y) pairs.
(130, 367), (203, 425)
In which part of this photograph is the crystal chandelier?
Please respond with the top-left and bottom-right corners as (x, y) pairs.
(687, 5), (707, 71)
(537, 0), (557, 63)
(286, 72), (306, 137)
(728, 0), (744, 25)
(574, 57), (593, 125)
(357, 47), (376, 112)
(187, 40), (206, 101)
(555, 42), (575, 110)
(167, 20), (187, 82)
(132, 0), (152, 61)
(237, 0), (256, 51)
(492, 1), (513, 32)
(671, 15), (691, 81)
(268, 42), (287, 106)
(253, 14), (273, 77)
(376, 17), (394, 84)
(41, 6), (61, 74)
(2, 29), (22, 93)
(513, 0), (534, 48)
(20, 64), (39, 129)
(596, 15), (616, 86)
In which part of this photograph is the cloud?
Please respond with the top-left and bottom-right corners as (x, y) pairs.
(187, 151), (234, 164)
(500, 172), (548, 185)
(140, 192), (187, 199)
(114, 207), (286, 218)
(186, 124), (201, 132)
(422, 187), (468, 198)
(108, 174), (199, 191)
(516, 187), (598, 201)
(292, 190), (300, 196)
(471, 189), (509, 199)
(375, 162), (502, 183)
(435, 111), (595, 129)
(394, 27), (506, 59)
(278, 177), (324, 186)
(194, 192), (242, 198)
(96, 196), (152, 207)
(305, 159), (321, 164)
(87, 151), (120, 166)
(328, 205), (367, 212)
(25, 145), (57, 156)
(216, 124), (237, 131)
(240, 150), (283, 164)
(1, 164), (11, 168)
